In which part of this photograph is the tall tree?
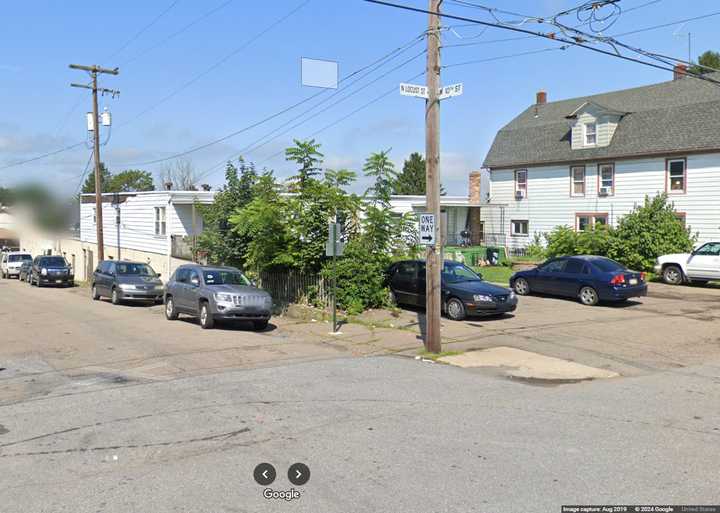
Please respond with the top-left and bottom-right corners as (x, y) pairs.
(109, 169), (155, 192)
(689, 50), (720, 75)
(157, 158), (198, 190)
(81, 162), (112, 194)
(392, 152), (446, 195)
(363, 149), (397, 207)
(285, 139), (323, 191)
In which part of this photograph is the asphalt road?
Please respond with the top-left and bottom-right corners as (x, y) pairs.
(0, 279), (719, 512)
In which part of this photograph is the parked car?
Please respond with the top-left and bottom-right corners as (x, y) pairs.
(1, 251), (33, 279)
(164, 264), (272, 330)
(18, 260), (33, 283)
(91, 260), (164, 305)
(30, 255), (74, 287)
(387, 259), (518, 321)
(655, 241), (720, 285)
(510, 255), (647, 306)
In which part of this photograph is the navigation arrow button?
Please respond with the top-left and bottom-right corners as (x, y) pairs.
(288, 462), (310, 486)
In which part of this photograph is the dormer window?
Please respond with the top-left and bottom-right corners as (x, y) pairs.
(584, 122), (597, 146)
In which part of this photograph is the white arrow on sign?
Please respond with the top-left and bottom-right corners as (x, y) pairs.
(295, 469), (303, 478)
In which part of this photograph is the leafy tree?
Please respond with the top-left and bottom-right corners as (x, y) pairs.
(689, 50), (720, 75)
(391, 152), (446, 196)
(608, 194), (696, 271)
(109, 169), (155, 192)
(0, 187), (16, 206)
(81, 162), (112, 193)
(285, 138), (323, 191)
(196, 158), (259, 268)
(363, 149), (397, 207)
(157, 158), (198, 190)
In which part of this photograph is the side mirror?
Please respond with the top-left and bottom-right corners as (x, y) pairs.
(156, 273), (162, 278)
(190, 277), (200, 287)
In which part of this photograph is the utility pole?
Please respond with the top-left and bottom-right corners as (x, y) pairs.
(70, 64), (119, 262)
(425, 0), (442, 353)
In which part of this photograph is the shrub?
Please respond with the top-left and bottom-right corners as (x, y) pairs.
(544, 225), (577, 258)
(525, 232), (546, 260)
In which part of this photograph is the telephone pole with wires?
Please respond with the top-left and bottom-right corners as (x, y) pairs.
(425, 0), (443, 353)
(69, 64), (119, 262)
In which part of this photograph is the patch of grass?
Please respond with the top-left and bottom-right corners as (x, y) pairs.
(473, 266), (514, 285)
(418, 349), (464, 361)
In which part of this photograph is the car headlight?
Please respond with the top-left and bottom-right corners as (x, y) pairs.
(214, 293), (233, 302)
(119, 284), (136, 291)
(509, 291), (516, 300)
(473, 294), (493, 302)
(41, 268), (47, 276)
(154, 283), (164, 290)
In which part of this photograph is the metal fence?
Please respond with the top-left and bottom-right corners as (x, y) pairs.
(258, 270), (329, 307)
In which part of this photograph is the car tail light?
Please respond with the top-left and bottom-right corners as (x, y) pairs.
(610, 274), (625, 286)
(640, 272), (646, 282)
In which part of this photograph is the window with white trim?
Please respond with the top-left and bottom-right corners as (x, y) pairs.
(511, 220), (529, 237)
(576, 213), (608, 231)
(154, 207), (167, 236)
(571, 166), (586, 196)
(584, 122), (597, 145)
(514, 169), (527, 197)
(667, 159), (686, 193)
(599, 163), (614, 194)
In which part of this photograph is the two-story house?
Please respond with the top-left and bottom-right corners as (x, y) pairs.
(481, 66), (720, 253)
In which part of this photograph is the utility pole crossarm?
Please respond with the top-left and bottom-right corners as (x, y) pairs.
(69, 64), (119, 75)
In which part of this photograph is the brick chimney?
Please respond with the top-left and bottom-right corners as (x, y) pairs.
(469, 171), (481, 205)
(673, 63), (687, 80)
(536, 90), (547, 104)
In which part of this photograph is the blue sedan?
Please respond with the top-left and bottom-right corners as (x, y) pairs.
(509, 255), (648, 306)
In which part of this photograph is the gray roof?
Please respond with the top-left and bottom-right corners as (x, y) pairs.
(483, 73), (720, 169)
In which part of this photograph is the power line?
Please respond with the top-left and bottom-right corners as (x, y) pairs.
(0, 142), (87, 171)
(74, 150), (96, 195)
(120, 0), (235, 66)
(105, 0), (182, 61)
(362, 0), (720, 86)
(443, 46), (569, 68)
(119, 0), (311, 127)
(612, 9), (720, 38)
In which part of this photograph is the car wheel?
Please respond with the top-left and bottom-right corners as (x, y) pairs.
(165, 296), (178, 320)
(446, 297), (466, 321)
(253, 320), (269, 331)
(91, 284), (100, 300)
(199, 302), (214, 329)
(111, 288), (121, 305)
(513, 277), (530, 296)
(662, 265), (684, 285)
(579, 286), (599, 306)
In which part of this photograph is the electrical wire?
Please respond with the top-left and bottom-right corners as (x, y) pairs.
(362, 0), (720, 87)
(105, 0), (182, 61)
(74, 150), (96, 195)
(0, 142), (87, 171)
(443, 46), (569, 68)
(119, 0), (311, 128)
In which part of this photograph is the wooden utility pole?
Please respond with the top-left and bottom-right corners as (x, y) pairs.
(425, 0), (442, 353)
(70, 64), (119, 262)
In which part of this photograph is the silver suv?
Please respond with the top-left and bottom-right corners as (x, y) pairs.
(164, 264), (272, 330)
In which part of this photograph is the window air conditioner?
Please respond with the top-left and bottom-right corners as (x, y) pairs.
(515, 190), (524, 200)
(599, 187), (610, 196)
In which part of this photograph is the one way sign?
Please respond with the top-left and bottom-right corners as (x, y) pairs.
(419, 213), (435, 246)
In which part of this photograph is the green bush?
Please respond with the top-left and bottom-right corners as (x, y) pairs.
(321, 240), (392, 312)
(542, 194), (696, 272)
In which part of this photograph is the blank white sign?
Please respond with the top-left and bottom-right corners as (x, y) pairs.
(301, 58), (338, 89)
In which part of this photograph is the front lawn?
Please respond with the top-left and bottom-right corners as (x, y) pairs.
(474, 266), (514, 285)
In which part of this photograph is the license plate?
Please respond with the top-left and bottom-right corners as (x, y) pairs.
(629, 278), (638, 285)
(55, 279), (63, 284)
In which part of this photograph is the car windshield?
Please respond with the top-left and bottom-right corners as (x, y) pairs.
(203, 270), (251, 286)
(590, 258), (625, 272)
(116, 263), (156, 277)
(9, 254), (32, 262)
(40, 257), (68, 267)
(442, 262), (482, 283)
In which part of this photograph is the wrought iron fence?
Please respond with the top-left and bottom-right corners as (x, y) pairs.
(258, 270), (329, 307)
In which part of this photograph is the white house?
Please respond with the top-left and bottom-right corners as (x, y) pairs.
(481, 66), (720, 254)
(0, 205), (19, 249)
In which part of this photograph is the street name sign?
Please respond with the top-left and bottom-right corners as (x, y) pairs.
(419, 213), (436, 246)
(439, 83), (463, 100)
(399, 82), (463, 100)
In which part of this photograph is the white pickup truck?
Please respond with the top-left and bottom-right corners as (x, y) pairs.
(1, 251), (33, 279)
(655, 241), (720, 285)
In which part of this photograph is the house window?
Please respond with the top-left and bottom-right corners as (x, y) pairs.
(154, 207), (166, 236)
(92, 207), (97, 224)
(584, 122), (597, 145)
(576, 213), (608, 231)
(571, 166), (586, 196)
(598, 163), (614, 195)
(511, 220), (529, 237)
(514, 169), (527, 198)
(667, 158), (686, 193)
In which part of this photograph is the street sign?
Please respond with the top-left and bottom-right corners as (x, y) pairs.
(399, 83), (429, 99)
(439, 83), (463, 100)
(325, 223), (345, 256)
(400, 82), (463, 100)
(418, 213), (436, 246)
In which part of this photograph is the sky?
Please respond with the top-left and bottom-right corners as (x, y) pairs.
(1, 0), (719, 196)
